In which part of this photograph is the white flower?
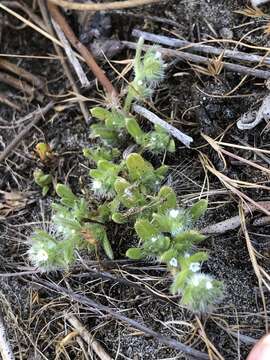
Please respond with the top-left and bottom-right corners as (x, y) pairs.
(35, 249), (48, 263)
(151, 236), (157, 242)
(189, 273), (213, 289)
(169, 257), (178, 267)
(169, 209), (179, 218)
(184, 252), (190, 258)
(124, 188), (133, 197)
(189, 262), (201, 272)
(137, 80), (143, 86)
(92, 180), (102, 190)
(190, 275), (200, 287)
(57, 225), (63, 232)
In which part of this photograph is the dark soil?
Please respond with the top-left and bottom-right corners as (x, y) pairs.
(1, 0), (270, 359)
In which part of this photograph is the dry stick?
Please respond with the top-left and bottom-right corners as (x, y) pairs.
(239, 205), (268, 333)
(201, 201), (270, 234)
(67, 315), (113, 360)
(0, 59), (44, 89)
(38, 0), (90, 123)
(0, 72), (35, 98)
(133, 104), (193, 147)
(0, 310), (15, 360)
(0, 102), (54, 163)
(112, 11), (180, 27)
(132, 29), (270, 66)
(124, 41), (270, 80)
(51, 19), (90, 88)
(0, 93), (20, 111)
(253, 216), (270, 226)
(1, 1), (47, 30)
(47, 0), (161, 11)
(72, 269), (172, 303)
(34, 279), (209, 360)
(48, 3), (118, 98)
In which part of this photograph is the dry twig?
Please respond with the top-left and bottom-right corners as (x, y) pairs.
(239, 205), (268, 332)
(133, 104), (193, 147)
(48, 2), (118, 98)
(201, 201), (270, 234)
(51, 19), (90, 88)
(0, 93), (20, 111)
(47, 0), (161, 11)
(38, 0), (90, 123)
(34, 279), (209, 360)
(132, 29), (270, 66)
(0, 59), (44, 89)
(0, 72), (36, 99)
(67, 315), (113, 360)
(124, 41), (270, 80)
(0, 310), (15, 360)
(237, 94), (270, 130)
(0, 102), (54, 163)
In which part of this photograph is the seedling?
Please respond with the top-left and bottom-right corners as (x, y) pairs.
(28, 184), (114, 271)
(35, 142), (54, 162)
(33, 169), (52, 196)
(126, 199), (223, 312)
(29, 38), (223, 312)
(89, 37), (173, 156)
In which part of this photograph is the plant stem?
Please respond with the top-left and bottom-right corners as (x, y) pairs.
(124, 86), (135, 112)
(134, 36), (144, 74)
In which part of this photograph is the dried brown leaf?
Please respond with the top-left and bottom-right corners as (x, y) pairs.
(235, 6), (266, 18)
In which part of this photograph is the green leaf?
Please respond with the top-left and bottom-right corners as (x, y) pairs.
(142, 47), (164, 82)
(91, 224), (114, 260)
(126, 117), (144, 140)
(105, 110), (125, 129)
(155, 236), (171, 253)
(155, 165), (168, 177)
(174, 230), (206, 245)
(90, 107), (111, 121)
(189, 199), (208, 221)
(135, 219), (158, 241)
(168, 139), (175, 153)
(42, 185), (49, 196)
(171, 269), (190, 293)
(34, 170), (52, 189)
(114, 177), (130, 195)
(152, 213), (171, 233)
(126, 153), (153, 181)
(56, 184), (78, 207)
(83, 147), (120, 163)
(187, 251), (208, 264)
(90, 124), (118, 145)
(159, 248), (178, 263)
(157, 186), (177, 213)
(126, 248), (144, 260)
(112, 212), (127, 224)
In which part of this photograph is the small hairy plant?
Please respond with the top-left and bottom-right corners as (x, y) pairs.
(89, 37), (174, 156)
(28, 37), (223, 312)
(28, 184), (113, 271)
(126, 199), (223, 312)
(89, 160), (122, 199)
(33, 169), (52, 196)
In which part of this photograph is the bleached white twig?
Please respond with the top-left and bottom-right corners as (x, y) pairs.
(52, 19), (90, 88)
(237, 94), (270, 130)
(0, 311), (15, 360)
(251, 0), (270, 6)
(67, 314), (112, 360)
(133, 104), (193, 147)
